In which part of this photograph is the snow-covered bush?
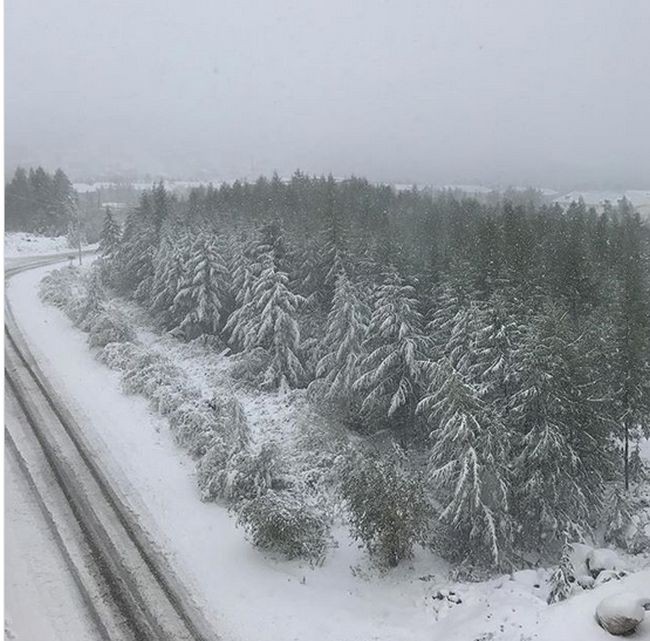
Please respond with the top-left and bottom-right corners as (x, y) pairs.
(340, 452), (429, 568)
(150, 380), (201, 416)
(196, 441), (232, 501)
(39, 266), (80, 309)
(121, 352), (179, 396)
(196, 397), (253, 501)
(236, 489), (330, 564)
(74, 266), (107, 331)
(168, 400), (224, 459)
(220, 442), (292, 504)
(87, 304), (136, 348)
(229, 347), (270, 386)
(97, 341), (146, 371)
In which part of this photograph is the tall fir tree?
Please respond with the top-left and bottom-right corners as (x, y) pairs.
(99, 207), (121, 260)
(225, 252), (306, 389)
(354, 270), (429, 432)
(417, 358), (512, 568)
(313, 269), (369, 411)
(172, 233), (230, 338)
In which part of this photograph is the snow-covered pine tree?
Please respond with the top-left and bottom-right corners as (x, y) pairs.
(172, 232), (230, 339)
(225, 252), (306, 389)
(426, 265), (475, 361)
(149, 233), (191, 329)
(603, 484), (635, 549)
(509, 304), (611, 549)
(114, 193), (157, 300)
(547, 539), (575, 604)
(318, 204), (347, 311)
(417, 357), (512, 568)
(469, 293), (522, 407)
(612, 210), (650, 490)
(313, 269), (368, 411)
(99, 207), (121, 261)
(353, 270), (429, 431)
(295, 237), (323, 304)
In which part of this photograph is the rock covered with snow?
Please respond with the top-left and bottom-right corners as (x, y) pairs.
(587, 548), (621, 578)
(595, 592), (650, 636)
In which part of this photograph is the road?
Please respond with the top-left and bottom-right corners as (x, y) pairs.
(4, 253), (218, 641)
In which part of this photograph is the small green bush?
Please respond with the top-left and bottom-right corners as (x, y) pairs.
(341, 453), (430, 568)
(237, 489), (330, 564)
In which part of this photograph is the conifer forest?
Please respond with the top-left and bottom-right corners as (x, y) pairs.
(85, 175), (650, 571)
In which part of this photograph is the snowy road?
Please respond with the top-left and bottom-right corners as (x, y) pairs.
(5, 254), (218, 641)
(5, 395), (101, 641)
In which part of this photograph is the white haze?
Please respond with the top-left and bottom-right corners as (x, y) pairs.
(5, 0), (650, 189)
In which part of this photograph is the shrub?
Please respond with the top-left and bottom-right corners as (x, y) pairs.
(75, 267), (107, 331)
(121, 353), (178, 396)
(39, 267), (80, 309)
(196, 396), (253, 501)
(150, 380), (201, 416)
(229, 347), (270, 386)
(196, 441), (232, 501)
(168, 400), (223, 459)
(223, 443), (292, 503)
(237, 489), (330, 564)
(88, 304), (136, 348)
(341, 452), (429, 568)
(97, 341), (146, 371)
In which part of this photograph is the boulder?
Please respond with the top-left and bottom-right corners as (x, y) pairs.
(595, 592), (650, 636)
(586, 548), (619, 578)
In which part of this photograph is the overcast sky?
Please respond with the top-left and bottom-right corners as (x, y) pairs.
(5, 0), (650, 188)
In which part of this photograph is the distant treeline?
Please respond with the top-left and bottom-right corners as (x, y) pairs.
(5, 167), (77, 235)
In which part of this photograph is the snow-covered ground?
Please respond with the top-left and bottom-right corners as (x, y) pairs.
(6, 261), (650, 641)
(4, 233), (73, 258)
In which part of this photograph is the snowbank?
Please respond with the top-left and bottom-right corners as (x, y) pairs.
(4, 232), (72, 258)
(7, 262), (650, 641)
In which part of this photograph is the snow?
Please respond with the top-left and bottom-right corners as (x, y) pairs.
(4, 233), (72, 258)
(6, 260), (650, 641)
(596, 592), (649, 635)
(587, 549), (623, 576)
(553, 190), (650, 210)
(5, 402), (100, 641)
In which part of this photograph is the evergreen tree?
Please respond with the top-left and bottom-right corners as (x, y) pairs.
(313, 270), (368, 410)
(114, 193), (157, 300)
(150, 234), (192, 329)
(613, 210), (650, 490)
(99, 207), (121, 260)
(509, 304), (611, 548)
(172, 233), (230, 338)
(354, 271), (429, 431)
(225, 252), (305, 389)
(417, 358), (512, 568)
(547, 540), (575, 604)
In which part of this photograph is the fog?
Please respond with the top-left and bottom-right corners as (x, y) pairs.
(5, 0), (650, 188)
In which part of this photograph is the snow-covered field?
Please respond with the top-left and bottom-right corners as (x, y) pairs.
(4, 233), (72, 258)
(6, 261), (650, 641)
